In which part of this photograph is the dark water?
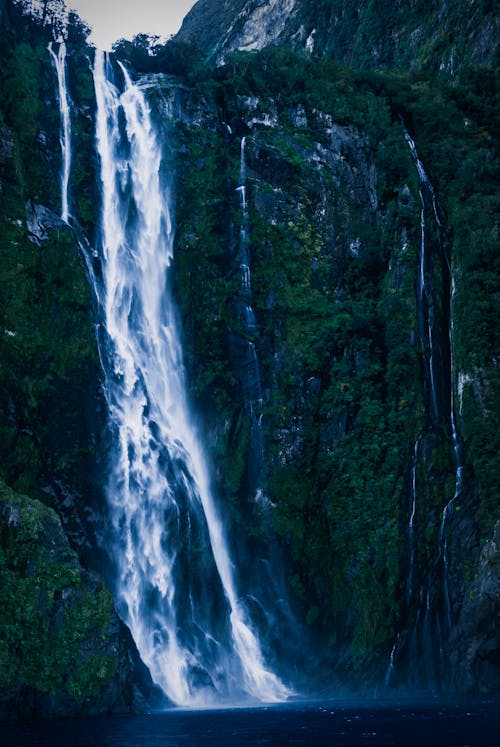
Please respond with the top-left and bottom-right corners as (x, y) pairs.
(1, 699), (498, 747)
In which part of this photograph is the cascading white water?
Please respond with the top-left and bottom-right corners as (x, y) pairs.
(91, 50), (290, 707)
(48, 41), (71, 222)
(407, 436), (423, 604)
(438, 276), (464, 629)
(403, 128), (465, 677)
(235, 136), (267, 498)
(404, 130), (439, 423)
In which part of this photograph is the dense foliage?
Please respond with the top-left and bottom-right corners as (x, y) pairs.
(0, 1), (100, 503)
(0, 481), (116, 701)
(0, 3), (137, 715)
(0, 0), (497, 708)
(169, 44), (499, 681)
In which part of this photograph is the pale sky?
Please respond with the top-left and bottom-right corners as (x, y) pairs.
(66, 0), (198, 49)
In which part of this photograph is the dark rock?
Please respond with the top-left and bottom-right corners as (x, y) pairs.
(25, 200), (64, 245)
(0, 482), (162, 722)
(448, 521), (500, 694)
(177, 0), (499, 74)
(0, 123), (14, 165)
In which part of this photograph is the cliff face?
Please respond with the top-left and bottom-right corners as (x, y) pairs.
(0, 0), (498, 716)
(0, 481), (153, 720)
(168, 49), (498, 689)
(0, 2), (161, 718)
(448, 521), (500, 694)
(178, 0), (499, 73)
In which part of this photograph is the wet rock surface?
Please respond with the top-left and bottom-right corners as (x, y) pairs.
(449, 521), (500, 694)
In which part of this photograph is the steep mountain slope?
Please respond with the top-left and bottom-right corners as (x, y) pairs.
(178, 0), (499, 73)
(0, 0), (498, 717)
(174, 2), (500, 694)
(168, 47), (499, 691)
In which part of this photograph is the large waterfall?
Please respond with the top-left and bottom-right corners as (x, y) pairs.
(90, 51), (290, 707)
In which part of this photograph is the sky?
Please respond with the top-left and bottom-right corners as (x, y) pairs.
(65, 0), (198, 49)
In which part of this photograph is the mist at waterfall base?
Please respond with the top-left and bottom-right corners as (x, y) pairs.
(2, 698), (499, 746)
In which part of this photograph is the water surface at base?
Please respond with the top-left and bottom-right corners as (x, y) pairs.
(1, 699), (499, 746)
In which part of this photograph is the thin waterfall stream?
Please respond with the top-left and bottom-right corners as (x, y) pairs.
(88, 51), (290, 707)
(48, 40), (71, 222)
(386, 129), (465, 688)
(407, 436), (423, 605)
(404, 129), (440, 426)
(404, 128), (463, 603)
(236, 136), (266, 501)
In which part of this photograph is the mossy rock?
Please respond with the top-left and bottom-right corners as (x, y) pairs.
(0, 480), (140, 720)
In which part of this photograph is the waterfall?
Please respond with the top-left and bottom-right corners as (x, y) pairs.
(90, 51), (290, 707)
(400, 128), (464, 685)
(407, 436), (422, 604)
(404, 130), (439, 425)
(237, 137), (253, 298)
(438, 275), (464, 630)
(384, 634), (400, 687)
(235, 136), (267, 499)
(48, 41), (71, 222)
(405, 126), (463, 565)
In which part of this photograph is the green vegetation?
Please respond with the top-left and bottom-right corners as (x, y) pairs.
(169, 44), (499, 674)
(0, 6), (122, 714)
(0, 0), (497, 700)
(298, 0), (498, 75)
(0, 10), (100, 501)
(0, 480), (116, 698)
(0, 219), (99, 496)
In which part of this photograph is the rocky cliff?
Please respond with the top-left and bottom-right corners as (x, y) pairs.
(167, 48), (498, 690)
(0, 481), (157, 720)
(0, 0), (498, 716)
(0, 1), (161, 718)
(448, 520), (500, 694)
(178, 0), (499, 73)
